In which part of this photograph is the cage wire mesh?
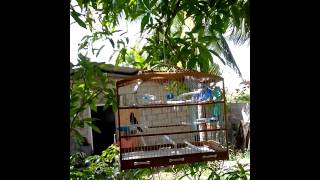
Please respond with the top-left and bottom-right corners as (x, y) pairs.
(116, 70), (228, 169)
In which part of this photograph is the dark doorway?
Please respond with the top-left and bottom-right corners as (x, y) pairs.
(91, 106), (116, 155)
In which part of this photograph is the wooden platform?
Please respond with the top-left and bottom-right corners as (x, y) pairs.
(121, 151), (228, 170)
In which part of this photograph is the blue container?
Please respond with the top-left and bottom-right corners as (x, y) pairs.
(119, 125), (129, 133)
(166, 92), (174, 100)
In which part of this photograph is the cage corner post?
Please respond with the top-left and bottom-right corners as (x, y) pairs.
(116, 82), (123, 169)
(222, 78), (229, 159)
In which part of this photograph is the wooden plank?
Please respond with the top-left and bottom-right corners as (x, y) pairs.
(120, 151), (228, 170)
(118, 101), (225, 109)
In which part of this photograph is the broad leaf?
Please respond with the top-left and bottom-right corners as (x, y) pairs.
(140, 14), (150, 33)
(70, 128), (85, 145)
(231, 6), (241, 27)
(199, 46), (213, 65)
(142, 0), (150, 9)
(90, 124), (101, 133)
(76, 0), (83, 10)
(187, 57), (197, 69)
(71, 10), (87, 29)
(90, 101), (97, 112)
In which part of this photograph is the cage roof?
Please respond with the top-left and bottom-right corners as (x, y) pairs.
(116, 70), (224, 87)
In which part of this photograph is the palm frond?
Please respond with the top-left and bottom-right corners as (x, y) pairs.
(228, 0), (250, 45)
(218, 34), (242, 77)
(209, 62), (222, 76)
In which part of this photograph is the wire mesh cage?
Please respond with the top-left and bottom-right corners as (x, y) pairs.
(116, 70), (228, 170)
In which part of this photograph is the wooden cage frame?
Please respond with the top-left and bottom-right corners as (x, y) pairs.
(116, 70), (229, 170)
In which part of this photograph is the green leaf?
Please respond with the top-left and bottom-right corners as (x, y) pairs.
(199, 36), (215, 43)
(174, 38), (187, 45)
(231, 6), (241, 27)
(209, 49), (226, 65)
(108, 38), (115, 48)
(180, 45), (189, 53)
(150, 0), (157, 7)
(177, 11), (184, 23)
(91, 124), (101, 133)
(221, 16), (230, 33)
(90, 101), (97, 112)
(78, 41), (88, 51)
(187, 57), (197, 69)
(140, 14), (150, 33)
(121, 47), (127, 55)
(96, 45), (105, 57)
(78, 83), (85, 89)
(71, 10), (87, 29)
(237, 163), (246, 174)
(199, 46), (213, 64)
(117, 39), (126, 48)
(71, 128), (85, 145)
(178, 174), (190, 180)
(229, 176), (238, 180)
(198, 56), (209, 72)
(76, 0), (83, 10)
(111, 102), (117, 112)
(208, 171), (217, 180)
(186, 32), (195, 40)
(192, 24), (204, 33)
(91, 0), (97, 9)
(70, 94), (80, 104)
(142, 0), (150, 9)
(212, 15), (224, 33)
(81, 35), (90, 41)
(103, 99), (111, 111)
(115, 52), (122, 66)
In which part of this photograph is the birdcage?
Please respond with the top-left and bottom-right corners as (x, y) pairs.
(115, 70), (228, 170)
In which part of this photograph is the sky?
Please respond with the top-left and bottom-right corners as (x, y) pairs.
(70, 18), (250, 93)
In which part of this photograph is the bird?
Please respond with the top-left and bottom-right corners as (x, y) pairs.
(130, 112), (143, 133)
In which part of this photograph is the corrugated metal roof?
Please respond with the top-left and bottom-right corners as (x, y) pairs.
(70, 62), (140, 77)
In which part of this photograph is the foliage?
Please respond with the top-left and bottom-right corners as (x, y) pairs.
(230, 81), (250, 103)
(225, 80), (250, 104)
(166, 161), (214, 180)
(70, 54), (118, 144)
(229, 148), (250, 161)
(121, 46), (146, 69)
(71, 143), (250, 179)
(223, 162), (250, 180)
(70, 144), (120, 179)
(70, 0), (250, 75)
(165, 159), (250, 180)
(70, 152), (89, 168)
(166, 80), (190, 97)
(70, 144), (154, 179)
(234, 93), (249, 103)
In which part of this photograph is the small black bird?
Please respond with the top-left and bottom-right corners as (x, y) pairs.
(130, 112), (143, 133)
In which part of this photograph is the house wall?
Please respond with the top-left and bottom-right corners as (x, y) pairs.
(70, 107), (93, 154)
(70, 76), (125, 154)
(227, 103), (250, 145)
